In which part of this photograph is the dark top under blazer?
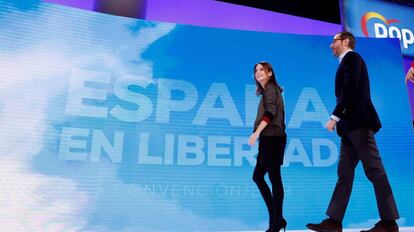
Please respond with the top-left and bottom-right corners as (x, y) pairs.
(254, 82), (286, 137)
(333, 51), (381, 136)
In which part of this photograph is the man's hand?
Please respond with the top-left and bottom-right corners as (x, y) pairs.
(248, 132), (259, 146)
(326, 119), (337, 132)
(406, 67), (414, 84)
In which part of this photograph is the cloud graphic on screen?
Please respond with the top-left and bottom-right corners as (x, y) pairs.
(0, 44), (90, 230)
(347, 217), (406, 229)
(0, 3), (234, 231)
(1, 3), (252, 231)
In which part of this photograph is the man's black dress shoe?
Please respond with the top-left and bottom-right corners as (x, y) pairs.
(306, 218), (343, 232)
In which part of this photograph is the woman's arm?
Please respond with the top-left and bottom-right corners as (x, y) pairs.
(248, 85), (278, 146)
(248, 120), (268, 146)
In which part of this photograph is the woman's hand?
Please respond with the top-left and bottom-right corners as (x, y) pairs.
(248, 132), (259, 146)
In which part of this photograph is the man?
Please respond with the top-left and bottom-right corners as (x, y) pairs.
(306, 31), (400, 232)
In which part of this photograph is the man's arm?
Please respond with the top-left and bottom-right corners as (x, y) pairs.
(332, 52), (363, 119)
(405, 62), (414, 84)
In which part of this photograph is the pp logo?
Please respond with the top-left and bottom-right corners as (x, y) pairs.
(361, 11), (414, 49)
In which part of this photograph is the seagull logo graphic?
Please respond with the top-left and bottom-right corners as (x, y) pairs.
(360, 12), (399, 37)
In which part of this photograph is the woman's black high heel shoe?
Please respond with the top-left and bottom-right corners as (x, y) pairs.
(273, 218), (287, 232)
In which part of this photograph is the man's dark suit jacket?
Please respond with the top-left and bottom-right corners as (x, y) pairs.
(333, 51), (382, 137)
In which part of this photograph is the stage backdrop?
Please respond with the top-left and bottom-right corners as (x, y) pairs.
(341, 0), (414, 123)
(0, 1), (413, 231)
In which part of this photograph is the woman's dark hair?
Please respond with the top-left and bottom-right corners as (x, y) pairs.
(254, 61), (283, 95)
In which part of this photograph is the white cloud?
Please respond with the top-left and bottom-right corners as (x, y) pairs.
(347, 217), (406, 229)
(0, 3), (250, 232)
(0, 3), (196, 231)
(0, 159), (89, 231)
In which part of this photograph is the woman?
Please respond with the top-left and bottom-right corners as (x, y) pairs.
(248, 62), (287, 232)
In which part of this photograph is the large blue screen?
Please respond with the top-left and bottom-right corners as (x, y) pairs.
(0, 2), (413, 231)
